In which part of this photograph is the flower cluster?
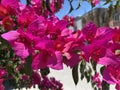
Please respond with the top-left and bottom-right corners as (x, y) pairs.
(0, 0), (65, 89)
(0, 0), (119, 90)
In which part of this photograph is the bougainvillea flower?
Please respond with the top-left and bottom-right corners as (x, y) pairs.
(95, 27), (113, 42)
(35, 37), (54, 51)
(103, 65), (120, 90)
(103, 66), (117, 84)
(27, 16), (47, 36)
(63, 15), (74, 26)
(63, 41), (81, 68)
(92, 73), (102, 89)
(17, 6), (38, 27)
(112, 28), (120, 43)
(0, 5), (8, 19)
(1, 29), (34, 59)
(81, 22), (97, 43)
(2, 16), (15, 30)
(46, 18), (68, 36)
(81, 42), (107, 62)
(30, 72), (41, 87)
(98, 49), (120, 66)
(1, 0), (19, 8)
(1, 0), (19, 15)
(47, 51), (63, 70)
(40, 76), (63, 89)
(81, 26), (113, 62)
(33, 36), (64, 70)
(32, 51), (63, 70)
(61, 28), (72, 37)
(31, 0), (64, 17)
(1, 31), (20, 42)
(116, 81), (120, 90)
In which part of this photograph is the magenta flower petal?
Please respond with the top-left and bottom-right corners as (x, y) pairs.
(66, 54), (80, 68)
(35, 37), (54, 51)
(95, 27), (113, 42)
(13, 42), (29, 59)
(116, 82), (120, 90)
(98, 49), (120, 66)
(103, 67), (117, 84)
(32, 52), (48, 70)
(1, 31), (20, 42)
(47, 51), (63, 70)
(1, 0), (19, 8)
(32, 54), (42, 70)
(55, 20), (67, 31)
(61, 28), (72, 37)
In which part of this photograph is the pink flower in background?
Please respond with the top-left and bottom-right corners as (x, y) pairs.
(0, 69), (6, 90)
(0, 69), (6, 78)
(92, 0), (100, 5)
(0, 79), (4, 90)
(63, 15), (74, 26)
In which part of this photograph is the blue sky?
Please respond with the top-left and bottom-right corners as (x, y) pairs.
(55, 0), (110, 19)
(20, 0), (110, 19)
(55, 1), (92, 19)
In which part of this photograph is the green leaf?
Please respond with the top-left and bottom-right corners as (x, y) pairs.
(94, 87), (97, 90)
(103, 0), (111, 5)
(26, 0), (31, 5)
(84, 71), (90, 83)
(46, 0), (52, 13)
(24, 56), (33, 76)
(68, 0), (74, 13)
(80, 61), (86, 80)
(80, 61), (86, 73)
(91, 60), (97, 72)
(72, 64), (79, 85)
(76, 0), (81, 10)
(81, 74), (84, 80)
(114, 0), (120, 10)
(102, 81), (110, 90)
(108, 4), (113, 17)
(40, 67), (50, 76)
(100, 66), (105, 75)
